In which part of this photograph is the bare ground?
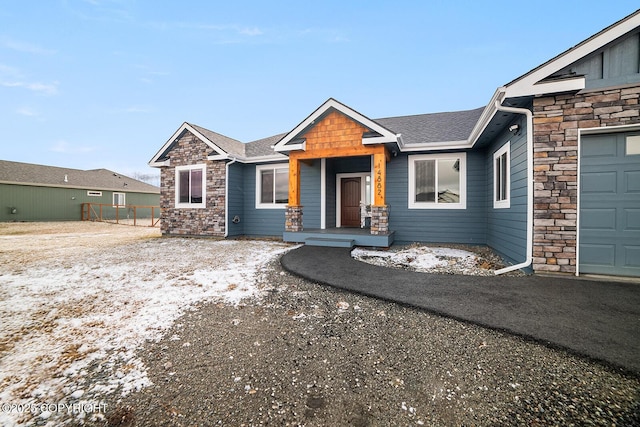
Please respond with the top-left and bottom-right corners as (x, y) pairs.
(1, 222), (638, 426)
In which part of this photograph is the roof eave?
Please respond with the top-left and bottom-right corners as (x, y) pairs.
(505, 10), (640, 94)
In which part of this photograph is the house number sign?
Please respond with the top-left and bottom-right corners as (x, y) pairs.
(375, 160), (383, 199)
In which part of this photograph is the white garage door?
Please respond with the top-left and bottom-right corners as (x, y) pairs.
(580, 132), (640, 277)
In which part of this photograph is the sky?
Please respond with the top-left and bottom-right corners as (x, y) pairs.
(1, 1), (638, 181)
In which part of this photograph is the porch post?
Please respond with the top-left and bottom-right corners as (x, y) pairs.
(371, 148), (389, 235)
(285, 155), (303, 232)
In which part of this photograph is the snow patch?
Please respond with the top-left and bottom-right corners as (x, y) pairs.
(0, 238), (297, 426)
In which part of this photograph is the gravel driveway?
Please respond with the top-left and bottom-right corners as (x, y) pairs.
(1, 222), (638, 426)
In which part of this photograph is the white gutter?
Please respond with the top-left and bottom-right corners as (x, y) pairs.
(494, 100), (534, 275)
(224, 156), (238, 238)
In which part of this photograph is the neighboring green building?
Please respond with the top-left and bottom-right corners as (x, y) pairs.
(0, 160), (160, 222)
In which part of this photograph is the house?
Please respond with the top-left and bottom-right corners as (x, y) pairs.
(149, 10), (640, 278)
(0, 160), (160, 222)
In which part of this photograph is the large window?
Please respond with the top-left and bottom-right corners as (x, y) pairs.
(493, 142), (510, 209)
(408, 153), (466, 209)
(175, 164), (206, 208)
(256, 163), (288, 209)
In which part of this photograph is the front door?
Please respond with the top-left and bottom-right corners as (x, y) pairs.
(341, 177), (361, 227)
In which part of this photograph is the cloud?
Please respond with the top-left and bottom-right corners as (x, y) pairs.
(16, 107), (38, 117)
(1, 38), (57, 55)
(50, 140), (98, 154)
(239, 27), (263, 36)
(122, 105), (152, 113)
(1, 80), (59, 95)
(299, 28), (349, 43)
(147, 21), (265, 42)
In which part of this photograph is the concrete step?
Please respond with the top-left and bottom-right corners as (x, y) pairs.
(305, 237), (355, 248)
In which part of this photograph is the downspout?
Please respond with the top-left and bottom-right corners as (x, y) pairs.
(224, 156), (238, 238)
(494, 100), (534, 275)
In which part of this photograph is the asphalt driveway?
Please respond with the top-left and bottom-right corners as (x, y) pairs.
(281, 245), (640, 375)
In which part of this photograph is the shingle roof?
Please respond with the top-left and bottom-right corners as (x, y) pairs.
(374, 107), (485, 145)
(0, 160), (160, 193)
(246, 133), (288, 158)
(188, 123), (246, 157)
(186, 106), (485, 160)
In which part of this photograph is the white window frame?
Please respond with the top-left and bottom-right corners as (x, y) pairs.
(87, 191), (102, 197)
(493, 142), (511, 209)
(175, 164), (207, 208)
(112, 192), (126, 207)
(256, 163), (289, 209)
(408, 153), (467, 209)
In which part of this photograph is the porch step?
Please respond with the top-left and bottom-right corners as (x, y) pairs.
(305, 237), (355, 248)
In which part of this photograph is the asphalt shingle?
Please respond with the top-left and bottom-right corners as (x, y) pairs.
(0, 160), (159, 193)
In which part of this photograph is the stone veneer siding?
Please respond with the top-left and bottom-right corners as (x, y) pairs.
(370, 205), (389, 235)
(532, 85), (640, 273)
(160, 131), (226, 237)
(285, 205), (303, 232)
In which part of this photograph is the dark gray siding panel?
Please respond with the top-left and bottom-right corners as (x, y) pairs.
(226, 162), (244, 236)
(300, 160), (321, 229)
(485, 117), (529, 266)
(387, 151), (487, 245)
(242, 164), (285, 237)
(554, 32), (640, 90)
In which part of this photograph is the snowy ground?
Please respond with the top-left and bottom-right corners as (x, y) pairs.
(0, 222), (296, 426)
(352, 245), (505, 276)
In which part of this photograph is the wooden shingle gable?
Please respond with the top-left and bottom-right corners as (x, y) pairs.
(273, 98), (399, 153)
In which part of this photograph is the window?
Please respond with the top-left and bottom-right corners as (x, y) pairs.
(113, 192), (126, 207)
(493, 142), (510, 209)
(256, 163), (288, 209)
(408, 153), (466, 209)
(87, 191), (102, 197)
(175, 164), (206, 208)
(627, 135), (640, 155)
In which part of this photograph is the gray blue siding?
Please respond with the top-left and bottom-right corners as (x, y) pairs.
(226, 162), (244, 236)
(386, 151), (487, 245)
(241, 164), (285, 237)
(300, 161), (322, 229)
(485, 118), (529, 266)
(553, 31), (640, 90)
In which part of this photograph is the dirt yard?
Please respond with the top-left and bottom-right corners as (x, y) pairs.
(1, 222), (638, 426)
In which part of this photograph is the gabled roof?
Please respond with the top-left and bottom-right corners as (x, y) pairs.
(469, 9), (640, 147)
(149, 122), (242, 166)
(273, 98), (400, 152)
(505, 9), (640, 98)
(0, 160), (160, 193)
(148, 122), (286, 166)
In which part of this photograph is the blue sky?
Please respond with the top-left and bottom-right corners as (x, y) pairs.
(1, 1), (638, 181)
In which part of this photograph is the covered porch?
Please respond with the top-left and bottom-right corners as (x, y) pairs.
(282, 148), (395, 248)
(274, 100), (399, 248)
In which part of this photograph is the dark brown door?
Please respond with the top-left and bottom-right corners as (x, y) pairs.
(341, 177), (361, 227)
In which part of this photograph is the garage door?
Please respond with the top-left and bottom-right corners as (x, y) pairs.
(580, 132), (640, 277)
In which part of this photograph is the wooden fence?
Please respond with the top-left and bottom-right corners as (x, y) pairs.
(81, 203), (160, 227)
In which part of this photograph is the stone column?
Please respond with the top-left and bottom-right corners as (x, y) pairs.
(285, 206), (303, 232)
(370, 205), (389, 235)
